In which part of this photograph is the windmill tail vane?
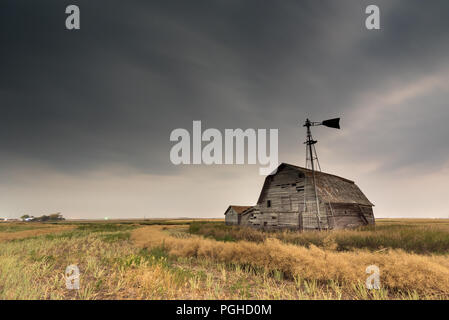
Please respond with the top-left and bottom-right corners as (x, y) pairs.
(303, 117), (340, 171)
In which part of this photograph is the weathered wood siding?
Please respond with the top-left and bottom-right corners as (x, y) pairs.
(254, 166), (305, 229)
(301, 200), (331, 230)
(240, 211), (252, 226)
(361, 206), (375, 224)
(253, 166), (335, 230)
(245, 163), (374, 231)
(225, 208), (239, 225)
(329, 203), (374, 229)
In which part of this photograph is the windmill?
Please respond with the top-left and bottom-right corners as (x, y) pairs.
(303, 117), (340, 230)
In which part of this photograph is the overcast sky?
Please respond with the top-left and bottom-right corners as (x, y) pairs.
(1, 0), (449, 219)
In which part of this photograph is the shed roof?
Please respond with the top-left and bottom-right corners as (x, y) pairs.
(225, 205), (253, 215)
(257, 163), (374, 206)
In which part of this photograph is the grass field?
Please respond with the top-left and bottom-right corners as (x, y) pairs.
(0, 219), (448, 300)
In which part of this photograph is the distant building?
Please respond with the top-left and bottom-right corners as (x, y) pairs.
(225, 163), (375, 231)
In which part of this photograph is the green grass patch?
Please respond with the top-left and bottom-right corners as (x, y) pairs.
(100, 232), (131, 243)
(0, 224), (49, 233)
(76, 223), (136, 233)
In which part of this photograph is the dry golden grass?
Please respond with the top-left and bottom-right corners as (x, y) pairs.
(190, 220), (449, 254)
(377, 218), (449, 225)
(132, 225), (449, 298)
(1, 224), (314, 300)
(0, 224), (75, 242)
(1, 220), (448, 300)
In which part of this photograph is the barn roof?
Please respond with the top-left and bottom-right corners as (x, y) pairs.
(225, 205), (253, 215)
(257, 163), (374, 206)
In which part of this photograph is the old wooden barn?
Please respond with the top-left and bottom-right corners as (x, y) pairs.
(224, 163), (375, 231)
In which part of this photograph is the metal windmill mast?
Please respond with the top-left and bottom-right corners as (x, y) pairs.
(303, 117), (340, 231)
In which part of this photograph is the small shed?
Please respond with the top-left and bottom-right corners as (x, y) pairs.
(224, 205), (253, 225)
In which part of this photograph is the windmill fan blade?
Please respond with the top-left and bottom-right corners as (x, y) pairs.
(322, 118), (340, 129)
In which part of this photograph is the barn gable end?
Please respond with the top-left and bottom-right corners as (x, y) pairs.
(245, 163), (375, 230)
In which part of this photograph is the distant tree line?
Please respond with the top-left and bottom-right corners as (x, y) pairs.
(20, 213), (65, 222)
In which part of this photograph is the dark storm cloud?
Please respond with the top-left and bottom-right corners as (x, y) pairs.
(1, 0), (449, 174)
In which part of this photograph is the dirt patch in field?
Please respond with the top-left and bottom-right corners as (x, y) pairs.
(0, 225), (75, 242)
